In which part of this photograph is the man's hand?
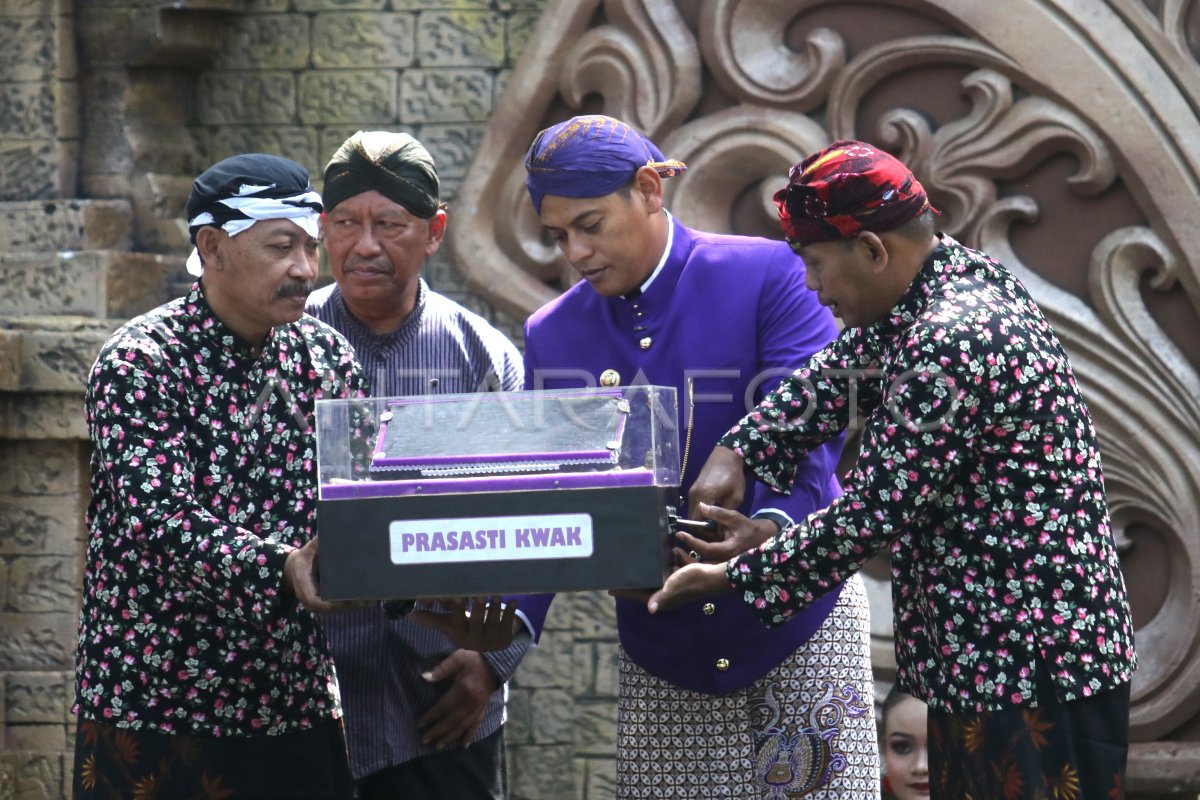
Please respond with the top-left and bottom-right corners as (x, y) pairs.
(282, 537), (377, 614)
(417, 650), (500, 750)
(409, 597), (519, 652)
(283, 537), (339, 614)
(647, 562), (733, 614)
(673, 503), (780, 564)
(687, 446), (748, 518)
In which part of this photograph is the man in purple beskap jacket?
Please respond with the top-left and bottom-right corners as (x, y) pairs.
(516, 115), (879, 799)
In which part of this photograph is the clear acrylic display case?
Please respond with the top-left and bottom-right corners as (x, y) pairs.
(314, 386), (680, 600)
(316, 386), (680, 497)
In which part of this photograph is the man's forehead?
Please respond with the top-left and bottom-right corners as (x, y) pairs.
(538, 192), (628, 227)
(243, 217), (318, 238)
(326, 189), (419, 218)
(796, 239), (843, 260)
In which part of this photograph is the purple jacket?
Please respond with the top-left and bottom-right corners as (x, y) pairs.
(518, 215), (846, 694)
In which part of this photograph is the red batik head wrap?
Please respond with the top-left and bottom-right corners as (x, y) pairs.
(773, 140), (935, 246)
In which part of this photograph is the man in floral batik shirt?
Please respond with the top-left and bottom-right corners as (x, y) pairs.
(72, 154), (367, 798)
(649, 140), (1137, 799)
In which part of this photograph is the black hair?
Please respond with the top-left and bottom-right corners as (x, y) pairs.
(890, 208), (937, 241)
(613, 174), (638, 202)
(881, 685), (920, 725)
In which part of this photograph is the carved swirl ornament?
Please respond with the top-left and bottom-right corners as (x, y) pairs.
(449, 0), (1200, 739)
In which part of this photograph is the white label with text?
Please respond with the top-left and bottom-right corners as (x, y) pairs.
(389, 513), (594, 565)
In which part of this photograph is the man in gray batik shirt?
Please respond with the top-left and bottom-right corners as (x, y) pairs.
(307, 130), (527, 800)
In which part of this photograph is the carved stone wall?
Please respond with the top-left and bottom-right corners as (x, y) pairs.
(0, 199), (152, 796)
(4, 1), (1200, 798)
(0, 20), (93, 685)
(192, 0), (545, 334)
(0, 0), (77, 202)
(447, 1), (1200, 797)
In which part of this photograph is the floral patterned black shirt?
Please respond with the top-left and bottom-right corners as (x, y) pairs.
(720, 236), (1136, 713)
(75, 284), (366, 736)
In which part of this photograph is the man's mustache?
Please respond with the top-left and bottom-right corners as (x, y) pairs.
(343, 257), (393, 274)
(276, 281), (315, 299)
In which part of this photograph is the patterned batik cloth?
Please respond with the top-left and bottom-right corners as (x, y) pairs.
(523, 114), (686, 212)
(928, 662), (1130, 800)
(616, 573), (878, 799)
(772, 139), (933, 246)
(72, 719), (354, 799)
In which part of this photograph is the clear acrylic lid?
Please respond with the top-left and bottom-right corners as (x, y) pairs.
(316, 385), (680, 500)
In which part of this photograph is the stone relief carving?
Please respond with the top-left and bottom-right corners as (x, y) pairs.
(658, 106), (828, 235)
(560, 0), (701, 132)
(866, 66), (1117, 241)
(699, 0), (844, 110)
(449, 0), (1200, 748)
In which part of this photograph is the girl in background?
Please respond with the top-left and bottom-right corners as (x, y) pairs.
(881, 688), (930, 800)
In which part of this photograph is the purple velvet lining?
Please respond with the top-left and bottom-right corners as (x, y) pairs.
(372, 449), (614, 469)
(385, 389), (622, 407)
(321, 467), (656, 499)
(370, 389), (627, 466)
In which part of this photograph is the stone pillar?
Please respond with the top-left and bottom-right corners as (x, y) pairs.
(76, 0), (246, 255)
(0, 383), (89, 798)
(0, 5), (115, 773)
(0, 0), (78, 202)
(0, 198), (166, 798)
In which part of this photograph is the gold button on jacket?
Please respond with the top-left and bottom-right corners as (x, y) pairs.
(715, 658), (730, 671)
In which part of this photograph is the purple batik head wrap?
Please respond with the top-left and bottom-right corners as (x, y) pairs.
(523, 115), (686, 213)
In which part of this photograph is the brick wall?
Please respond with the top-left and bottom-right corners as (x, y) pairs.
(192, 0), (547, 343)
(0, 0), (78, 202)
